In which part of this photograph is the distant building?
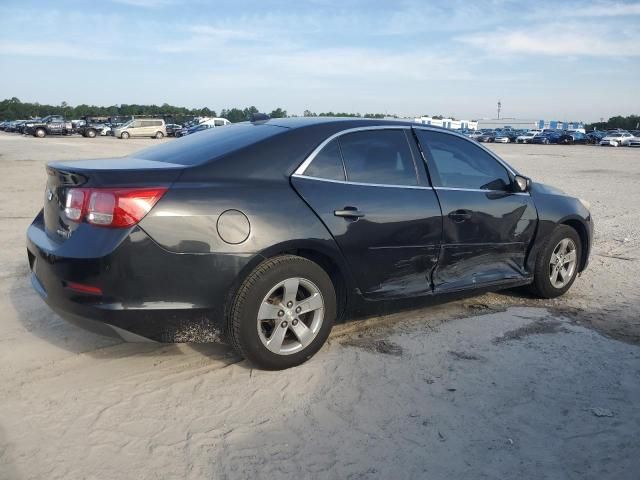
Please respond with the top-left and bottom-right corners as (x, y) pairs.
(414, 116), (478, 130)
(477, 118), (584, 131)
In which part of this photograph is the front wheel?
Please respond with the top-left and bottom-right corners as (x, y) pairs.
(529, 225), (581, 298)
(35, 128), (46, 138)
(120, 131), (130, 139)
(227, 255), (336, 370)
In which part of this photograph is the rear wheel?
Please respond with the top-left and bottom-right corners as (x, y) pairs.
(86, 129), (96, 138)
(529, 225), (581, 298)
(120, 131), (130, 139)
(35, 128), (46, 138)
(155, 131), (164, 139)
(227, 255), (336, 370)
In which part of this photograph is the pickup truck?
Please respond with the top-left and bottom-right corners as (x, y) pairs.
(76, 117), (111, 138)
(25, 115), (74, 138)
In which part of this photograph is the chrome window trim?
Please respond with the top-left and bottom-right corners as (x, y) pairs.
(293, 125), (413, 177)
(291, 174), (434, 190)
(434, 186), (530, 196)
(412, 125), (518, 177)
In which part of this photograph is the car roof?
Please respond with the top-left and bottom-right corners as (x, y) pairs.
(260, 116), (418, 129)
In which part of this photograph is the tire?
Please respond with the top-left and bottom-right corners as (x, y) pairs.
(86, 129), (96, 138)
(155, 131), (164, 139)
(529, 225), (581, 299)
(227, 255), (336, 370)
(120, 131), (130, 139)
(35, 128), (46, 138)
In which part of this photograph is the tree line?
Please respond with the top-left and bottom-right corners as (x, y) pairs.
(3, 98), (635, 130)
(0, 98), (394, 123)
(585, 115), (640, 132)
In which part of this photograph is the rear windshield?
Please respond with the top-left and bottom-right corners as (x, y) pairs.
(135, 122), (287, 166)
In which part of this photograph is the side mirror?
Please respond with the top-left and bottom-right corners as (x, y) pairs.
(513, 175), (530, 193)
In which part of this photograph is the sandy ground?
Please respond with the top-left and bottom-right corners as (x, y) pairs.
(0, 133), (639, 479)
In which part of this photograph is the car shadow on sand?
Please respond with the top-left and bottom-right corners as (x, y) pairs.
(8, 270), (242, 366)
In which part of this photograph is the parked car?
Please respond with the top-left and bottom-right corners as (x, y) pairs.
(26, 118), (593, 369)
(112, 118), (166, 139)
(532, 131), (563, 145)
(165, 124), (183, 137)
(77, 117), (111, 138)
(494, 131), (518, 143)
(476, 131), (496, 143)
(559, 131), (589, 145)
(199, 117), (231, 128)
(176, 123), (213, 137)
(599, 131), (633, 147)
(467, 131), (484, 140)
(516, 131), (539, 144)
(627, 135), (640, 148)
(3, 120), (19, 132)
(24, 115), (73, 138)
(15, 120), (31, 133)
(586, 131), (607, 144)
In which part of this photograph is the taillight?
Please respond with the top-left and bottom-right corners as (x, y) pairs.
(64, 187), (167, 228)
(64, 188), (89, 221)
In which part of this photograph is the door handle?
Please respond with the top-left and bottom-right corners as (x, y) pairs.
(448, 209), (472, 222)
(334, 206), (365, 219)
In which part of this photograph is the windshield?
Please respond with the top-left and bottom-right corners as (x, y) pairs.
(120, 120), (133, 128)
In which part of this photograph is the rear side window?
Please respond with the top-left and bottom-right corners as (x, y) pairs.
(338, 130), (417, 186)
(304, 139), (345, 181)
(416, 130), (511, 191)
(136, 122), (286, 166)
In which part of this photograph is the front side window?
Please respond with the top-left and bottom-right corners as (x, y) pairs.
(304, 139), (345, 181)
(338, 130), (417, 186)
(416, 130), (511, 191)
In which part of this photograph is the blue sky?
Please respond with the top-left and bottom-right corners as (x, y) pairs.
(0, 0), (639, 121)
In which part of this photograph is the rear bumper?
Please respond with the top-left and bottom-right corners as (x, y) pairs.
(26, 212), (253, 342)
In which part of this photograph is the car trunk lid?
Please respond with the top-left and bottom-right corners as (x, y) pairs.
(44, 157), (184, 241)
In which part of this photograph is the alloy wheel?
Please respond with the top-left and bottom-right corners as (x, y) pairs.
(549, 238), (577, 289)
(257, 277), (324, 355)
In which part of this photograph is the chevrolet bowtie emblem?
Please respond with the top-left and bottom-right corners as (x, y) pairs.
(46, 188), (54, 201)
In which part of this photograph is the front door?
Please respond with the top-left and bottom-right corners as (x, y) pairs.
(414, 128), (537, 292)
(292, 128), (442, 299)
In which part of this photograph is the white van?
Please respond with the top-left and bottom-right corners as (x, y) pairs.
(113, 118), (167, 139)
(199, 117), (231, 128)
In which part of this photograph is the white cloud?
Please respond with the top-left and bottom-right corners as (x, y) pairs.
(460, 23), (640, 57)
(0, 42), (116, 60)
(554, 0), (640, 17)
(111, 0), (176, 7)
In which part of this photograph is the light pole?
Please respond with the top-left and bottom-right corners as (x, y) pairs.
(497, 100), (501, 120)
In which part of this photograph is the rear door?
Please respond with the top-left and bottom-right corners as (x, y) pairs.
(292, 127), (442, 299)
(413, 128), (537, 292)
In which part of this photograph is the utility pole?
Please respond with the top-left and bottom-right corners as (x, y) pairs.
(497, 100), (501, 120)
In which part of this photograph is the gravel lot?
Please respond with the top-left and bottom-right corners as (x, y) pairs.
(1, 133), (639, 479)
